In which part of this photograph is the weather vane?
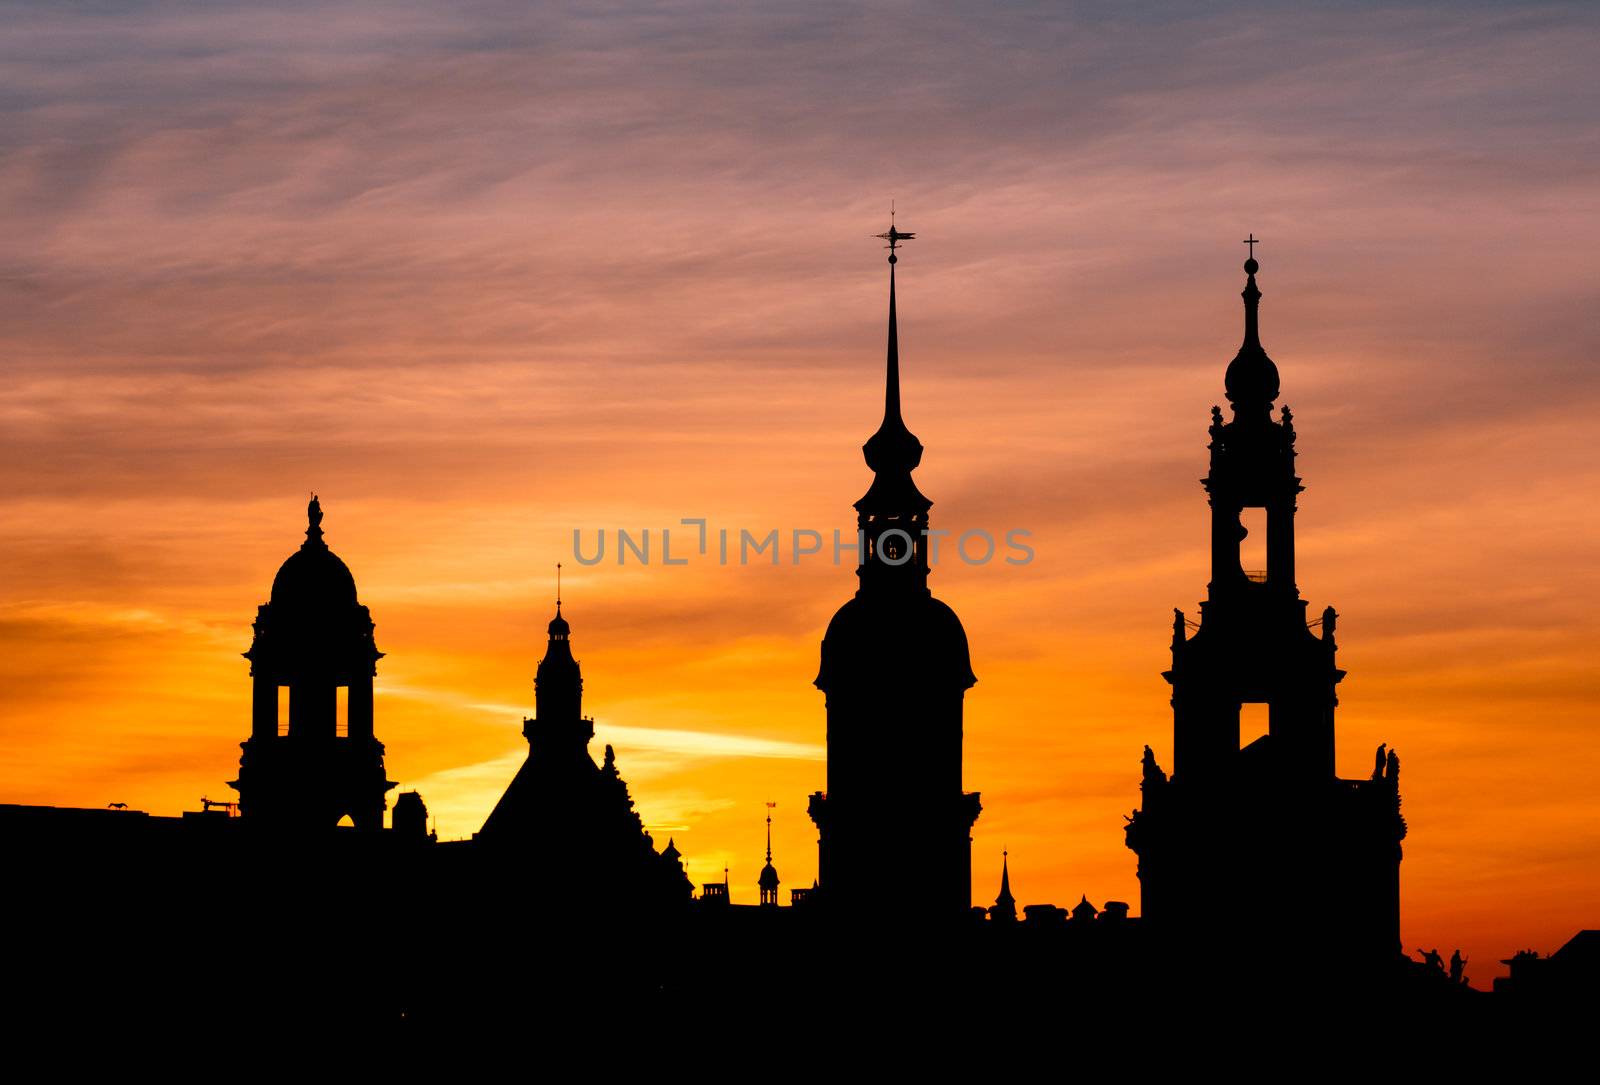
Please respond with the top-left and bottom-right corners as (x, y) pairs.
(875, 201), (914, 259)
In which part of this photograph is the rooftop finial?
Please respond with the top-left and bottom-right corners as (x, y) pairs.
(875, 205), (915, 264)
(765, 800), (776, 863)
(305, 492), (325, 547)
(556, 562), (562, 615)
(1241, 234), (1262, 343)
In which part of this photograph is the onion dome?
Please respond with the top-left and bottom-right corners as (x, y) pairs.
(758, 859), (780, 892)
(1223, 252), (1280, 419)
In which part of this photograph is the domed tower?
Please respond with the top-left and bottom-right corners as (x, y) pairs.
(1125, 245), (1406, 973)
(229, 496), (395, 830)
(809, 222), (981, 920)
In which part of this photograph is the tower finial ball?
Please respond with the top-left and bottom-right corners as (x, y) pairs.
(1244, 257), (1258, 274)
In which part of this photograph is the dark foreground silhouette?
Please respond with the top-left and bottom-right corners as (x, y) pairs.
(1, 237), (1592, 1053)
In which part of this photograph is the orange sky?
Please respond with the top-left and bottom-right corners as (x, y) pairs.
(2, 2), (1598, 983)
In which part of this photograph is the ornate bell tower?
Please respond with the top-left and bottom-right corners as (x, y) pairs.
(810, 221), (981, 921)
(1125, 246), (1406, 972)
(230, 496), (395, 830)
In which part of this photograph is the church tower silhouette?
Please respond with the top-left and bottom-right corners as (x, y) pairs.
(1125, 250), (1406, 971)
(477, 591), (596, 841)
(474, 588), (690, 906)
(809, 224), (981, 919)
(229, 495), (396, 829)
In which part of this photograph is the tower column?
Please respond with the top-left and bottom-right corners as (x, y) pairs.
(1267, 495), (1297, 588)
(251, 673), (277, 739)
(813, 219), (979, 923)
(348, 675), (374, 740)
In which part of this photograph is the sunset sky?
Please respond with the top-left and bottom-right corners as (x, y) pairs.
(3, 1), (1598, 982)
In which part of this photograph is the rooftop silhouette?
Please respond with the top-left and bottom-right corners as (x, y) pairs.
(0, 236), (1586, 1040)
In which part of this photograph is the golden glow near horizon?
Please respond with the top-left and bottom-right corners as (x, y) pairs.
(3, 3), (1599, 982)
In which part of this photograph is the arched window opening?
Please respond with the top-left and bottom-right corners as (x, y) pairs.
(1239, 508), (1267, 581)
(1241, 702), (1269, 749)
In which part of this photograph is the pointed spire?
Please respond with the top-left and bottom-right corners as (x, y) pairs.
(758, 801), (780, 900)
(859, 215), (929, 513)
(547, 563), (571, 639)
(991, 849), (1017, 922)
(1223, 238), (1280, 419)
(885, 250), (902, 424)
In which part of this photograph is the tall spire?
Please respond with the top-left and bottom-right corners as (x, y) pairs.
(859, 215), (929, 511)
(886, 250), (901, 422)
(1224, 237), (1280, 419)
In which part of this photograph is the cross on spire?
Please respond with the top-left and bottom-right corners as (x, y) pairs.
(1243, 233), (1260, 260)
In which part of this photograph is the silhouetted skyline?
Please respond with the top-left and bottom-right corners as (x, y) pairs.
(3, 3), (1599, 987)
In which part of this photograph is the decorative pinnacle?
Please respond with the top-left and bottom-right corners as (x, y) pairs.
(556, 562), (562, 614)
(875, 204), (915, 264)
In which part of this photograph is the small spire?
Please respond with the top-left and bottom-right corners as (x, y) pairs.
(1223, 237), (1280, 418)
(547, 563), (571, 639)
(991, 849), (1017, 921)
(1241, 238), (1262, 352)
(758, 801), (781, 901)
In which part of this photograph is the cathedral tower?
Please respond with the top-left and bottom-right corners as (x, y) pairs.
(1125, 249), (1406, 971)
(810, 223), (981, 920)
(476, 590), (692, 906)
(230, 496), (396, 829)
